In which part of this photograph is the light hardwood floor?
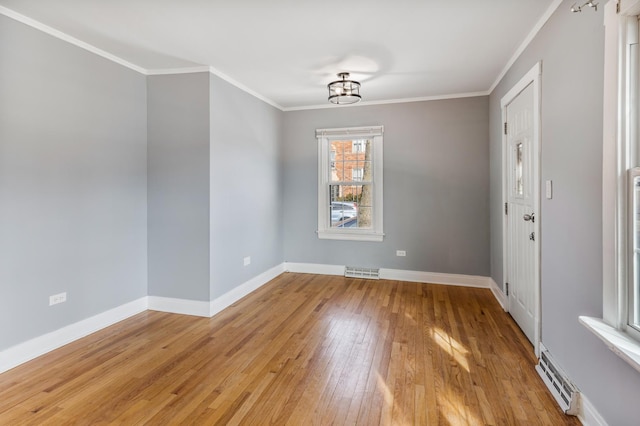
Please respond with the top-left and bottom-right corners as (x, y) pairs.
(0, 273), (580, 425)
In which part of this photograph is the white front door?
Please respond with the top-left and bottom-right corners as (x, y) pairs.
(503, 75), (539, 348)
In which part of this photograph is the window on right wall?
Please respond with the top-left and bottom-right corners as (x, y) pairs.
(616, 8), (640, 343)
(580, 0), (640, 372)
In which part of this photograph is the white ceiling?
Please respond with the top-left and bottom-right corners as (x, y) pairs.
(0, 0), (559, 110)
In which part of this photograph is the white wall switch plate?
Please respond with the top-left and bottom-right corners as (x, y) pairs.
(396, 250), (406, 257)
(243, 256), (251, 266)
(546, 180), (553, 199)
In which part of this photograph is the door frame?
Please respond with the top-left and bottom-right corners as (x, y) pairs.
(501, 61), (542, 357)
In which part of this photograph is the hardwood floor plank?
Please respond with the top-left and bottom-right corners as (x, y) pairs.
(0, 273), (581, 425)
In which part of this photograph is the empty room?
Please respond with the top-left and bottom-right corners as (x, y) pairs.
(1, 0), (640, 424)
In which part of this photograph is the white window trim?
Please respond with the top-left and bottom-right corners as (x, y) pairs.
(316, 126), (384, 242)
(581, 0), (640, 373)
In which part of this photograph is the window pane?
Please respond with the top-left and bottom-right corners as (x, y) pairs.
(633, 175), (640, 330)
(330, 165), (344, 182)
(328, 184), (372, 228)
(516, 142), (524, 196)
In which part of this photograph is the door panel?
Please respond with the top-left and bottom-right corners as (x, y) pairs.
(505, 82), (536, 344)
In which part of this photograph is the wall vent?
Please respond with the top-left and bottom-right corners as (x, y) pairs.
(344, 266), (379, 279)
(535, 348), (580, 415)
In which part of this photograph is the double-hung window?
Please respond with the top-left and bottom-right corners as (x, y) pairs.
(316, 126), (384, 241)
(580, 0), (640, 371)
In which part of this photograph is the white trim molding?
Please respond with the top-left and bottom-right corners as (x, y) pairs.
(209, 263), (285, 317)
(284, 262), (345, 276)
(579, 391), (609, 426)
(0, 297), (148, 374)
(489, 0), (562, 93)
(284, 262), (495, 289)
(579, 316), (640, 374)
(0, 266), (507, 375)
(489, 278), (508, 310)
(149, 263), (286, 318)
(146, 66), (211, 76)
(0, 5), (146, 74)
(380, 268), (491, 288)
(284, 91), (490, 112)
(1, 265), (286, 374)
(316, 126), (384, 242)
(594, 0), (640, 372)
(500, 61), (543, 356)
(148, 296), (211, 317)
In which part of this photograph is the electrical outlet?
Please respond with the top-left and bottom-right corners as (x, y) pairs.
(49, 292), (67, 306)
(243, 256), (251, 266)
(396, 250), (406, 257)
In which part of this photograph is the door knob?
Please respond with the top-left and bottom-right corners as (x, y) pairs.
(523, 213), (535, 222)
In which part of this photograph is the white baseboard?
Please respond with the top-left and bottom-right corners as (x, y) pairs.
(0, 265), (507, 379)
(148, 263), (286, 318)
(489, 278), (507, 310)
(0, 297), (148, 374)
(209, 263), (286, 317)
(579, 392), (608, 426)
(284, 263), (513, 311)
(380, 268), (491, 288)
(284, 262), (345, 276)
(1, 265), (287, 374)
(284, 262), (494, 288)
(148, 296), (211, 317)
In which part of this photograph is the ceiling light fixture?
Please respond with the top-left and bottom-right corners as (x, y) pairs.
(328, 72), (361, 105)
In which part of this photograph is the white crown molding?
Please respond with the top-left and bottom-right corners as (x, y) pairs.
(1, 2), (560, 113)
(146, 66), (211, 76)
(0, 6), (284, 110)
(488, 0), (563, 93)
(284, 91), (490, 112)
(0, 297), (148, 374)
(207, 66), (284, 111)
(0, 5), (147, 75)
(0, 3), (512, 113)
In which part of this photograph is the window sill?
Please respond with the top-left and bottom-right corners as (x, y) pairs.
(317, 230), (384, 242)
(579, 316), (640, 374)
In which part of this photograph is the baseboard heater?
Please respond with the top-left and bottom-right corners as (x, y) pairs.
(345, 266), (380, 279)
(535, 346), (580, 416)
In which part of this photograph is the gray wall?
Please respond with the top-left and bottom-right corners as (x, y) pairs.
(489, 2), (640, 424)
(209, 75), (284, 298)
(147, 73), (211, 301)
(282, 98), (489, 276)
(0, 16), (147, 350)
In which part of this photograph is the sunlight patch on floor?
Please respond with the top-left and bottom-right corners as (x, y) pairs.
(432, 326), (470, 372)
(439, 387), (483, 426)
